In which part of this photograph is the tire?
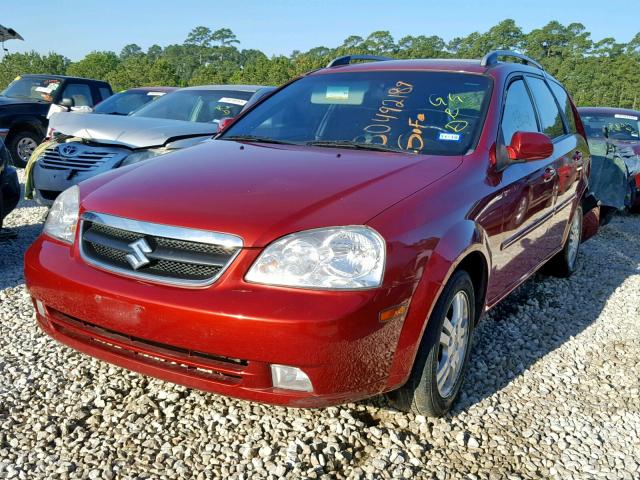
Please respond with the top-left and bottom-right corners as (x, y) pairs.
(6, 130), (41, 168)
(545, 205), (582, 278)
(599, 206), (617, 226)
(389, 270), (475, 417)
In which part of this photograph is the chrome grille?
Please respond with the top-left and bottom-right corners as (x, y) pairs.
(79, 212), (242, 287)
(40, 146), (117, 171)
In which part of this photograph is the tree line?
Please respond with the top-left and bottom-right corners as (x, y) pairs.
(1, 20), (639, 109)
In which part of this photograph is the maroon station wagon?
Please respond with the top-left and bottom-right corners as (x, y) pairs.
(25, 51), (598, 416)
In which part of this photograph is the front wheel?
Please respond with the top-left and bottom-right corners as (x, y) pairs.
(6, 130), (41, 168)
(389, 270), (475, 417)
(545, 205), (582, 277)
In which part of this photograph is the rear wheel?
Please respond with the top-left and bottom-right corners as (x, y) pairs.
(6, 130), (40, 168)
(599, 206), (617, 226)
(545, 205), (582, 277)
(389, 270), (475, 417)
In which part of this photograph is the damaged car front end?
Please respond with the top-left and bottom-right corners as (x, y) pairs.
(578, 107), (640, 219)
(30, 131), (207, 205)
(29, 85), (267, 205)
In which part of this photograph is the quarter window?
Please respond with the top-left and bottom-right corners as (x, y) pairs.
(501, 79), (538, 145)
(527, 77), (565, 139)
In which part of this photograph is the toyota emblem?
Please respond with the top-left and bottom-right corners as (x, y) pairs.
(59, 144), (79, 157)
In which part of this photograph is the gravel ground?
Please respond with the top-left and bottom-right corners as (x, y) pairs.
(1, 172), (639, 479)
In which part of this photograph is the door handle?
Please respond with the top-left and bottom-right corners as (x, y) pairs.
(543, 167), (556, 182)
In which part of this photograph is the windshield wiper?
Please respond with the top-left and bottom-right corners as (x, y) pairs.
(306, 140), (403, 153)
(221, 135), (299, 145)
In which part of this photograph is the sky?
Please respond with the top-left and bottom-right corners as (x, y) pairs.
(3, 0), (639, 60)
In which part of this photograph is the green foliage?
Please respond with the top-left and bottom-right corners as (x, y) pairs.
(0, 21), (638, 108)
(0, 51), (69, 89)
(66, 51), (119, 81)
(107, 57), (179, 91)
(120, 43), (144, 60)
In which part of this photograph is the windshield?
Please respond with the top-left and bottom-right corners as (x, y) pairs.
(221, 71), (491, 156)
(132, 89), (254, 123)
(1, 76), (62, 102)
(94, 90), (165, 115)
(582, 112), (640, 141)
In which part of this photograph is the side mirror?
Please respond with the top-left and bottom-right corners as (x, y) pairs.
(506, 131), (553, 161)
(61, 97), (74, 109)
(602, 126), (609, 139)
(217, 117), (235, 133)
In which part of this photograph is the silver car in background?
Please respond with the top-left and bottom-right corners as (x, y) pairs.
(32, 85), (269, 205)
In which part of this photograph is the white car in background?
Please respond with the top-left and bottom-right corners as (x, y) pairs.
(32, 85), (271, 205)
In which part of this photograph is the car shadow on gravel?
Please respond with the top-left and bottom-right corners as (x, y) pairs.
(451, 214), (640, 415)
(0, 222), (43, 290)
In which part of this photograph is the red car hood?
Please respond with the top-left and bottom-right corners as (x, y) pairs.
(81, 140), (462, 247)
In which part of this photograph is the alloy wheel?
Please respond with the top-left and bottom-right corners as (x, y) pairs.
(567, 210), (581, 269)
(436, 290), (471, 398)
(17, 137), (37, 162)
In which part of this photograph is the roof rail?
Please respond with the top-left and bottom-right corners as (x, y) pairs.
(326, 54), (392, 68)
(480, 50), (544, 70)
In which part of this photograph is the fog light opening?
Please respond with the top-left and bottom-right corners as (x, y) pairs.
(271, 364), (313, 392)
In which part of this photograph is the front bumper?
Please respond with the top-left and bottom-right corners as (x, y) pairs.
(25, 235), (413, 407)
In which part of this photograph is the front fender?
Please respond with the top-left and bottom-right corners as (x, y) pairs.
(384, 219), (490, 389)
(4, 113), (47, 136)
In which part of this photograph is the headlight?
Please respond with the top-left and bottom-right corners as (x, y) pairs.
(43, 185), (80, 244)
(245, 226), (385, 289)
(119, 148), (167, 167)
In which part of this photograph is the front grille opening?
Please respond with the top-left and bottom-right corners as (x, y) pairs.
(80, 216), (240, 286)
(40, 147), (116, 171)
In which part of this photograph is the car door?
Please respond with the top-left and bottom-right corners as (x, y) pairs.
(490, 76), (559, 295)
(541, 78), (587, 246)
(60, 82), (94, 107)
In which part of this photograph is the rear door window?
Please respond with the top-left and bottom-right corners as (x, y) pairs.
(548, 81), (578, 134)
(501, 79), (539, 144)
(526, 77), (566, 139)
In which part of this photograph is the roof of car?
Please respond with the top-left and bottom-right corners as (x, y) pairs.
(124, 86), (179, 93)
(19, 73), (110, 84)
(577, 106), (640, 117)
(180, 85), (266, 92)
(313, 58), (547, 76)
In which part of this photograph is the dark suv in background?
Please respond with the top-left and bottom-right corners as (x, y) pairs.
(0, 74), (112, 167)
(0, 136), (19, 238)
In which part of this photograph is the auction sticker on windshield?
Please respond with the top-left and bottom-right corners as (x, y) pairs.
(219, 97), (247, 106)
(615, 114), (638, 121)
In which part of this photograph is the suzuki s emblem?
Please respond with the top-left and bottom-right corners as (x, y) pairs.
(125, 238), (153, 270)
(59, 144), (79, 157)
